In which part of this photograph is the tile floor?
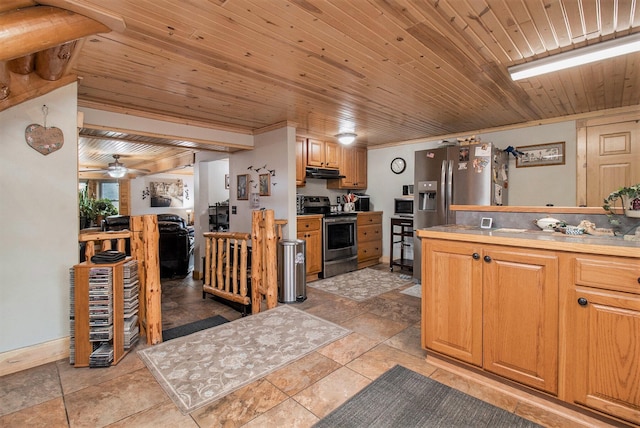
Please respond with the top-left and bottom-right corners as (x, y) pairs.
(0, 266), (626, 427)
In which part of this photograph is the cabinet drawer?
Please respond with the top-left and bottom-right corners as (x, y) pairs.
(358, 223), (382, 243)
(575, 256), (640, 294)
(297, 218), (321, 232)
(357, 212), (381, 225)
(358, 240), (382, 260)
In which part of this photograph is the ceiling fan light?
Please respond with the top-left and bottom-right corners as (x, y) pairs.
(108, 165), (127, 178)
(336, 132), (357, 145)
(509, 33), (640, 81)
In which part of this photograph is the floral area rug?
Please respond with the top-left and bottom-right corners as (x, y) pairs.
(138, 305), (350, 414)
(308, 268), (414, 301)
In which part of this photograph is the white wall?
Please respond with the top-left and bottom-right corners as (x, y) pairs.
(0, 84), (78, 352)
(367, 120), (578, 261)
(481, 121), (576, 206)
(193, 156), (229, 271)
(229, 125), (296, 238)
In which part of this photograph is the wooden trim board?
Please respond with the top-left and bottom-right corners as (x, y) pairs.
(0, 337), (69, 377)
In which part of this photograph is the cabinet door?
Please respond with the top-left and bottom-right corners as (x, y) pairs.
(422, 240), (483, 366)
(307, 139), (325, 167)
(572, 287), (640, 425)
(297, 217), (322, 276)
(303, 230), (322, 275)
(353, 146), (367, 188)
(324, 141), (340, 169)
(483, 247), (559, 394)
(296, 137), (306, 186)
(340, 146), (356, 187)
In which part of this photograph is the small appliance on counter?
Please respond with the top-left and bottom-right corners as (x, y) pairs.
(402, 184), (414, 195)
(354, 193), (370, 211)
(394, 197), (414, 217)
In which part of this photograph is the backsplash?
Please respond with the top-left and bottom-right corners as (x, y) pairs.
(298, 179), (347, 204)
(455, 210), (640, 236)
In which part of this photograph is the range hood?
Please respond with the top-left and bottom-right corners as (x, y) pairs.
(305, 167), (345, 179)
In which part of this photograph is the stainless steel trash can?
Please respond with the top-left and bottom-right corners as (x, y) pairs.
(278, 239), (306, 303)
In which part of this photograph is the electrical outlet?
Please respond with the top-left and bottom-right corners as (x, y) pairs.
(231, 206), (237, 215)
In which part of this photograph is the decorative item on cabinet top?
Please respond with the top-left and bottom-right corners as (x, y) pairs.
(603, 183), (640, 224)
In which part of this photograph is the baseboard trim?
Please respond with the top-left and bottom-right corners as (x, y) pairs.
(0, 337), (70, 377)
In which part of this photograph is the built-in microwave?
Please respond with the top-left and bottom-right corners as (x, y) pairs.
(394, 197), (414, 217)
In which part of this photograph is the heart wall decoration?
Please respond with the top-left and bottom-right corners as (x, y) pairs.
(24, 105), (64, 155)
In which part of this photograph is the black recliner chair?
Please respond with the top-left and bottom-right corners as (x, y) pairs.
(102, 214), (194, 278)
(157, 214), (194, 278)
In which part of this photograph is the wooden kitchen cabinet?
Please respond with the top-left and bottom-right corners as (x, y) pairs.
(566, 254), (640, 425)
(482, 246), (559, 394)
(296, 136), (306, 186)
(357, 212), (382, 269)
(422, 239), (559, 394)
(327, 145), (367, 189)
(422, 239), (483, 366)
(296, 216), (322, 281)
(307, 138), (340, 169)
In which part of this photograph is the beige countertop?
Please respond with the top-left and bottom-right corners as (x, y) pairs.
(416, 225), (640, 258)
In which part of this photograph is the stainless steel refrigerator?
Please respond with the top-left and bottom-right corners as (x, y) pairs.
(413, 143), (508, 281)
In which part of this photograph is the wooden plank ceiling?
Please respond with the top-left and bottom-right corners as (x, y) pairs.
(3, 0), (640, 171)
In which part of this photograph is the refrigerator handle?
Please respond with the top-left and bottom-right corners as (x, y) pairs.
(440, 160), (447, 216)
(446, 160), (453, 222)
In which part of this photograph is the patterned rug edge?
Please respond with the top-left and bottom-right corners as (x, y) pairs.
(399, 283), (421, 298)
(138, 305), (351, 414)
(307, 268), (414, 302)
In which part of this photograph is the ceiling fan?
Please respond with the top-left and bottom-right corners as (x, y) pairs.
(81, 154), (150, 178)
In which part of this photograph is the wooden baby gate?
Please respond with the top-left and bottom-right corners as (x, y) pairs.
(202, 209), (283, 314)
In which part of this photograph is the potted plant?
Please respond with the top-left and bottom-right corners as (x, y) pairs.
(602, 183), (640, 224)
(79, 188), (95, 229)
(93, 198), (118, 227)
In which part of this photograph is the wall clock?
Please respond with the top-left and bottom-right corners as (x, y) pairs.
(390, 157), (406, 174)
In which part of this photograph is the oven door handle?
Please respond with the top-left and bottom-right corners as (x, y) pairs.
(323, 216), (357, 224)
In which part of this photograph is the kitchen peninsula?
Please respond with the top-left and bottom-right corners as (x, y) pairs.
(416, 205), (640, 426)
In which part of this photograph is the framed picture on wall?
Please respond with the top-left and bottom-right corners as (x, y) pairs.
(224, 174), (230, 189)
(515, 142), (565, 168)
(259, 173), (270, 196)
(237, 174), (248, 200)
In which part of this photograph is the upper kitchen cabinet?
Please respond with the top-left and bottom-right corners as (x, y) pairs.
(327, 145), (367, 190)
(307, 138), (340, 169)
(296, 137), (306, 187)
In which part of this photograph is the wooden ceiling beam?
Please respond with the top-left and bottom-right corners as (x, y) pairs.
(0, 6), (110, 61)
(0, 1), (37, 14)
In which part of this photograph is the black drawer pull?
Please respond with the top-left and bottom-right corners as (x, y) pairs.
(483, 255), (492, 263)
(472, 253), (480, 260)
(577, 297), (588, 306)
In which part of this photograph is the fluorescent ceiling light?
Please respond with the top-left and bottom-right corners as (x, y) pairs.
(336, 132), (357, 145)
(509, 33), (640, 81)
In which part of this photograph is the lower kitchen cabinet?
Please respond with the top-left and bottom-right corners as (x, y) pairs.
(422, 240), (483, 366)
(296, 216), (322, 280)
(422, 239), (559, 394)
(483, 246), (559, 394)
(357, 212), (382, 269)
(565, 254), (640, 426)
